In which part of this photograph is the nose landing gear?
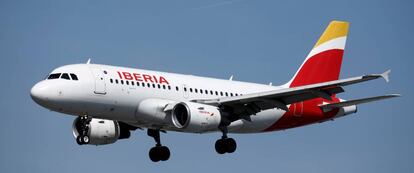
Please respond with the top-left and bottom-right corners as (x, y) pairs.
(147, 129), (170, 162)
(76, 115), (92, 145)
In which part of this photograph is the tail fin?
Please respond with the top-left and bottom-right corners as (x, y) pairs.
(285, 20), (349, 88)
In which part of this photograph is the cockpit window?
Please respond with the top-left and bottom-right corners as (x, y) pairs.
(48, 73), (61, 79)
(70, 73), (78, 80)
(47, 73), (79, 81)
(61, 73), (70, 80)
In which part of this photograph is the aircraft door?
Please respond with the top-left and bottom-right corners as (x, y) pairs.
(90, 67), (107, 95)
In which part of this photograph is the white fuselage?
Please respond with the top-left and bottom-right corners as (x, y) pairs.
(31, 64), (287, 133)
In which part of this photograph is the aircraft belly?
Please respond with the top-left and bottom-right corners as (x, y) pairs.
(229, 108), (286, 133)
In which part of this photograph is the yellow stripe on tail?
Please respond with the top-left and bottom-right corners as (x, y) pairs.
(314, 21), (349, 48)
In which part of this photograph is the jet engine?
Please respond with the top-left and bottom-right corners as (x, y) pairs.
(171, 102), (221, 133)
(72, 117), (131, 145)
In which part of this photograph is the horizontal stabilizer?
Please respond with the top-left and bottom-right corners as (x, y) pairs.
(320, 94), (400, 109)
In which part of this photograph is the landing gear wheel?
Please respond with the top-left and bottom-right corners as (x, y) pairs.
(82, 135), (90, 144)
(215, 139), (226, 154)
(225, 138), (237, 153)
(149, 147), (161, 162)
(215, 138), (237, 154)
(159, 146), (170, 161)
(76, 136), (83, 145)
(149, 146), (170, 162)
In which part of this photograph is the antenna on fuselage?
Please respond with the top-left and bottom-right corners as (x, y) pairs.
(86, 58), (91, 64)
(229, 75), (233, 81)
(269, 82), (272, 86)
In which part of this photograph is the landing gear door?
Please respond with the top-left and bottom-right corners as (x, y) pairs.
(90, 67), (106, 95)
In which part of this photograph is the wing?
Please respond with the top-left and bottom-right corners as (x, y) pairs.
(193, 70), (392, 119)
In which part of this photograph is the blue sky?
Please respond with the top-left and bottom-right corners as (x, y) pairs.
(0, 0), (413, 172)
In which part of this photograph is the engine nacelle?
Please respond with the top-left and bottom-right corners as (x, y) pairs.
(72, 117), (131, 145)
(171, 102), (221, 133)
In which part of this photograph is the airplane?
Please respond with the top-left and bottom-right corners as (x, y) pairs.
(30, 21), (399, 162)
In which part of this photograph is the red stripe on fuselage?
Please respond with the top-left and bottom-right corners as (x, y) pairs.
(264, 97), (340, 131)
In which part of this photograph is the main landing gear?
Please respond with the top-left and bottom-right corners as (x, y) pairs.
(215, 126), (237, 154)
(147, 129), (170, 162)
(76, 115), (91, 145)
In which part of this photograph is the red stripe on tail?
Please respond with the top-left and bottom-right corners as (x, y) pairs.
(289, 49), (344, 88)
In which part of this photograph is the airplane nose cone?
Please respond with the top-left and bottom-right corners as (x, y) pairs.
(30, 82), (49, 105)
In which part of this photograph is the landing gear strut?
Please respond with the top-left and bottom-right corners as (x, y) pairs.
(76, 115), (91, 145)
(147, 129), (170, 162)
(215, 126), (237, 154)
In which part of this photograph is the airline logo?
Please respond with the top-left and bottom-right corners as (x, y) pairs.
(288, 21), (349, 87)
(199, 110), (215, 116)
(117, 71), (170, 84)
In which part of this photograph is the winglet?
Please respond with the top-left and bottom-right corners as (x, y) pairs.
(381, 69), (391, 83)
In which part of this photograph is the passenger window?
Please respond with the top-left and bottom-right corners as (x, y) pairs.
(48, 73), (61, 79)
(176, 86), (179, 91)
(215, 91), (218, 95)
(147, 83), (151, 87)
(195, 88), (198, 93)
(168, 86), (171, 90)
(121, 80), (124, 84)
(200, 89), (203, 94)
(225, 92), (228, 96)
(152, 84), (156, 88)
(190, 88), (193, 92)
(210, 90), (213, 95)
(137, 82), (140, 86)
(142, 82), (145, 87)
(184, 87), (187, 92)
(131, 81), (134, 86)
(230, 93), (233, 97)
(61, 73), (70, 80)
(158, 84), (161, 89)
(115, 79), (119, 84)
(205, 90), (208, 94)
(126, 81), (129, 85)
(220, 92), (223, 96)
(70, 73), (78, 80)
(163, 85), (166, 89)
(110, 79), (113, 83)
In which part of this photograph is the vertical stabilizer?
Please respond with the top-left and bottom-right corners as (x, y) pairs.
(285, 21), (349, 88)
